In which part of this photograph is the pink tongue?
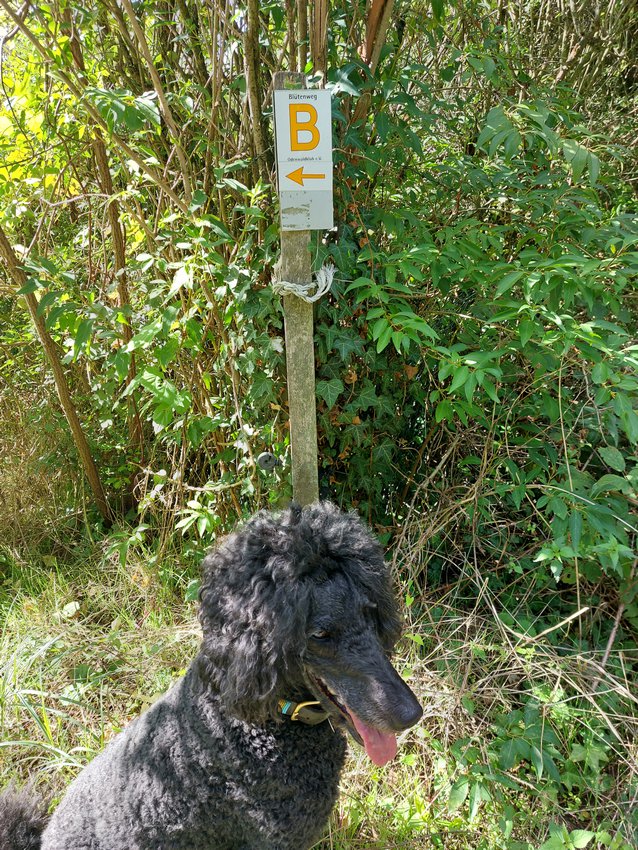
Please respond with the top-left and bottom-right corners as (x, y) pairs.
(351, 713), (397, 767)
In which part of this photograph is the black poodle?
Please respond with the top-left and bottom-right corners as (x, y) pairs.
(1, 502), (422, 850)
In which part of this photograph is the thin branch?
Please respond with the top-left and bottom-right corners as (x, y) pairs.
(118, 0), (194, 204)
(244, 0), (269, 182)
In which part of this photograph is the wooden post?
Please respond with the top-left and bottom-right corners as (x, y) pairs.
(273, 70), (319, 507)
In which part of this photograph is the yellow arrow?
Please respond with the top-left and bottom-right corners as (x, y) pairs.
(286, 166), (326, 186)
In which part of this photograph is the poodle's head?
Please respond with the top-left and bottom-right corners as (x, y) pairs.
(197, 502), (422, 764)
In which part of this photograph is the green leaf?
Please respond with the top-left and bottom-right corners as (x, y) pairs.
(331, 329), (364, 362)
(468, 781), (481, 820)
(464, 371), (477, 402)
(519, 318), (536, 348)
(496, 270), (525, 296)
(482, 376), (499, 403)
(571, 830), (595, 849)
(371, 316), (389, 341)
(113, 349), (131, 381)
(569, 510), (583, 550)
(591, 361), (610, 383)
(477, 106), (509, 148)
(591, 474), (631, 497)
(448, 777), (469, 812)
(134, 93), (161, 127)
(547, 496), (567, 519)
(431, 0), (445, 21)
(250, 371), (273, 401)
(346, 276), (375, 293)
(499, 806), (515, 840)
(503, 129), (522, 159)
(391, 330), (404, 353)
(126, 319), (162, 351)
(152, 403), (175, 429)
(449, 365), (470, 393)
(531, 744), (543, 779)
(435, 400), (454, 422)
(316, 378), (344, 410)
(539, 837), (567, 850)
(17, 278), (39, 295)
(157, 337), (180, 369)
(599, 446), (626, 472)
(354, 382), (380, 410)
(189, 189), (208, 211)
(73, 318), (93, 357)
(333, 67), (361, 97)
(169, 264), (192, 297)
(619, 408), (638, 444)
(35, 290), (60, 318)
(185, 578), (200, 602)
(483, 57), (497, 81)
(543, 753), (562, 783)
(123, 105), (143, 131)
(440, 64), (456, 82)
(197, 514), (209, 538)
(563, 139), (589, 182)
(376, 323), (394, 352)
(375, 111), (390, 142)
(498, 737), (520, 770)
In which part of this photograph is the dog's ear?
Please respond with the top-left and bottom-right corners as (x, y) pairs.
(369, 563), (403, 652)
(197, 511), (310, 723)
(346, 541), (403, 653)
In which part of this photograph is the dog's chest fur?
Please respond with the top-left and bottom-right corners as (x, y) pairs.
(42, 666), (347, 850)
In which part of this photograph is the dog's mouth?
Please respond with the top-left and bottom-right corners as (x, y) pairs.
(312, 677), (398, 767)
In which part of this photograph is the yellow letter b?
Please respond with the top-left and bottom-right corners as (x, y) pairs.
(289, 104), (320, 151)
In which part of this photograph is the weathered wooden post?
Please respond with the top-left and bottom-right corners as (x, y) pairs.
(272, 72), (333, 507)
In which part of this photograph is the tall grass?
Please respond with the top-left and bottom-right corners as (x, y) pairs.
(0, 542), (200, 798)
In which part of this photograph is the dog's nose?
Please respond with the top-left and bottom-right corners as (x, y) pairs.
(380, 660), (424, 731)
(397, 694), (423, 730)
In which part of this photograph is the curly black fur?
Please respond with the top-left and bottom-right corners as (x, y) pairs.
(0, 503), (421, 850)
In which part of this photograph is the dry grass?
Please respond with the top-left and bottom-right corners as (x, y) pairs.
(0, 386), (80, 554)
(381, 488), (638, 848)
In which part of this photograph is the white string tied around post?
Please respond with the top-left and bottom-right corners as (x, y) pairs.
(273, 262), (335, 303)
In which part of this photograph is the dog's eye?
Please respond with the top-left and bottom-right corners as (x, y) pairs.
(311, 630), (332, 641)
